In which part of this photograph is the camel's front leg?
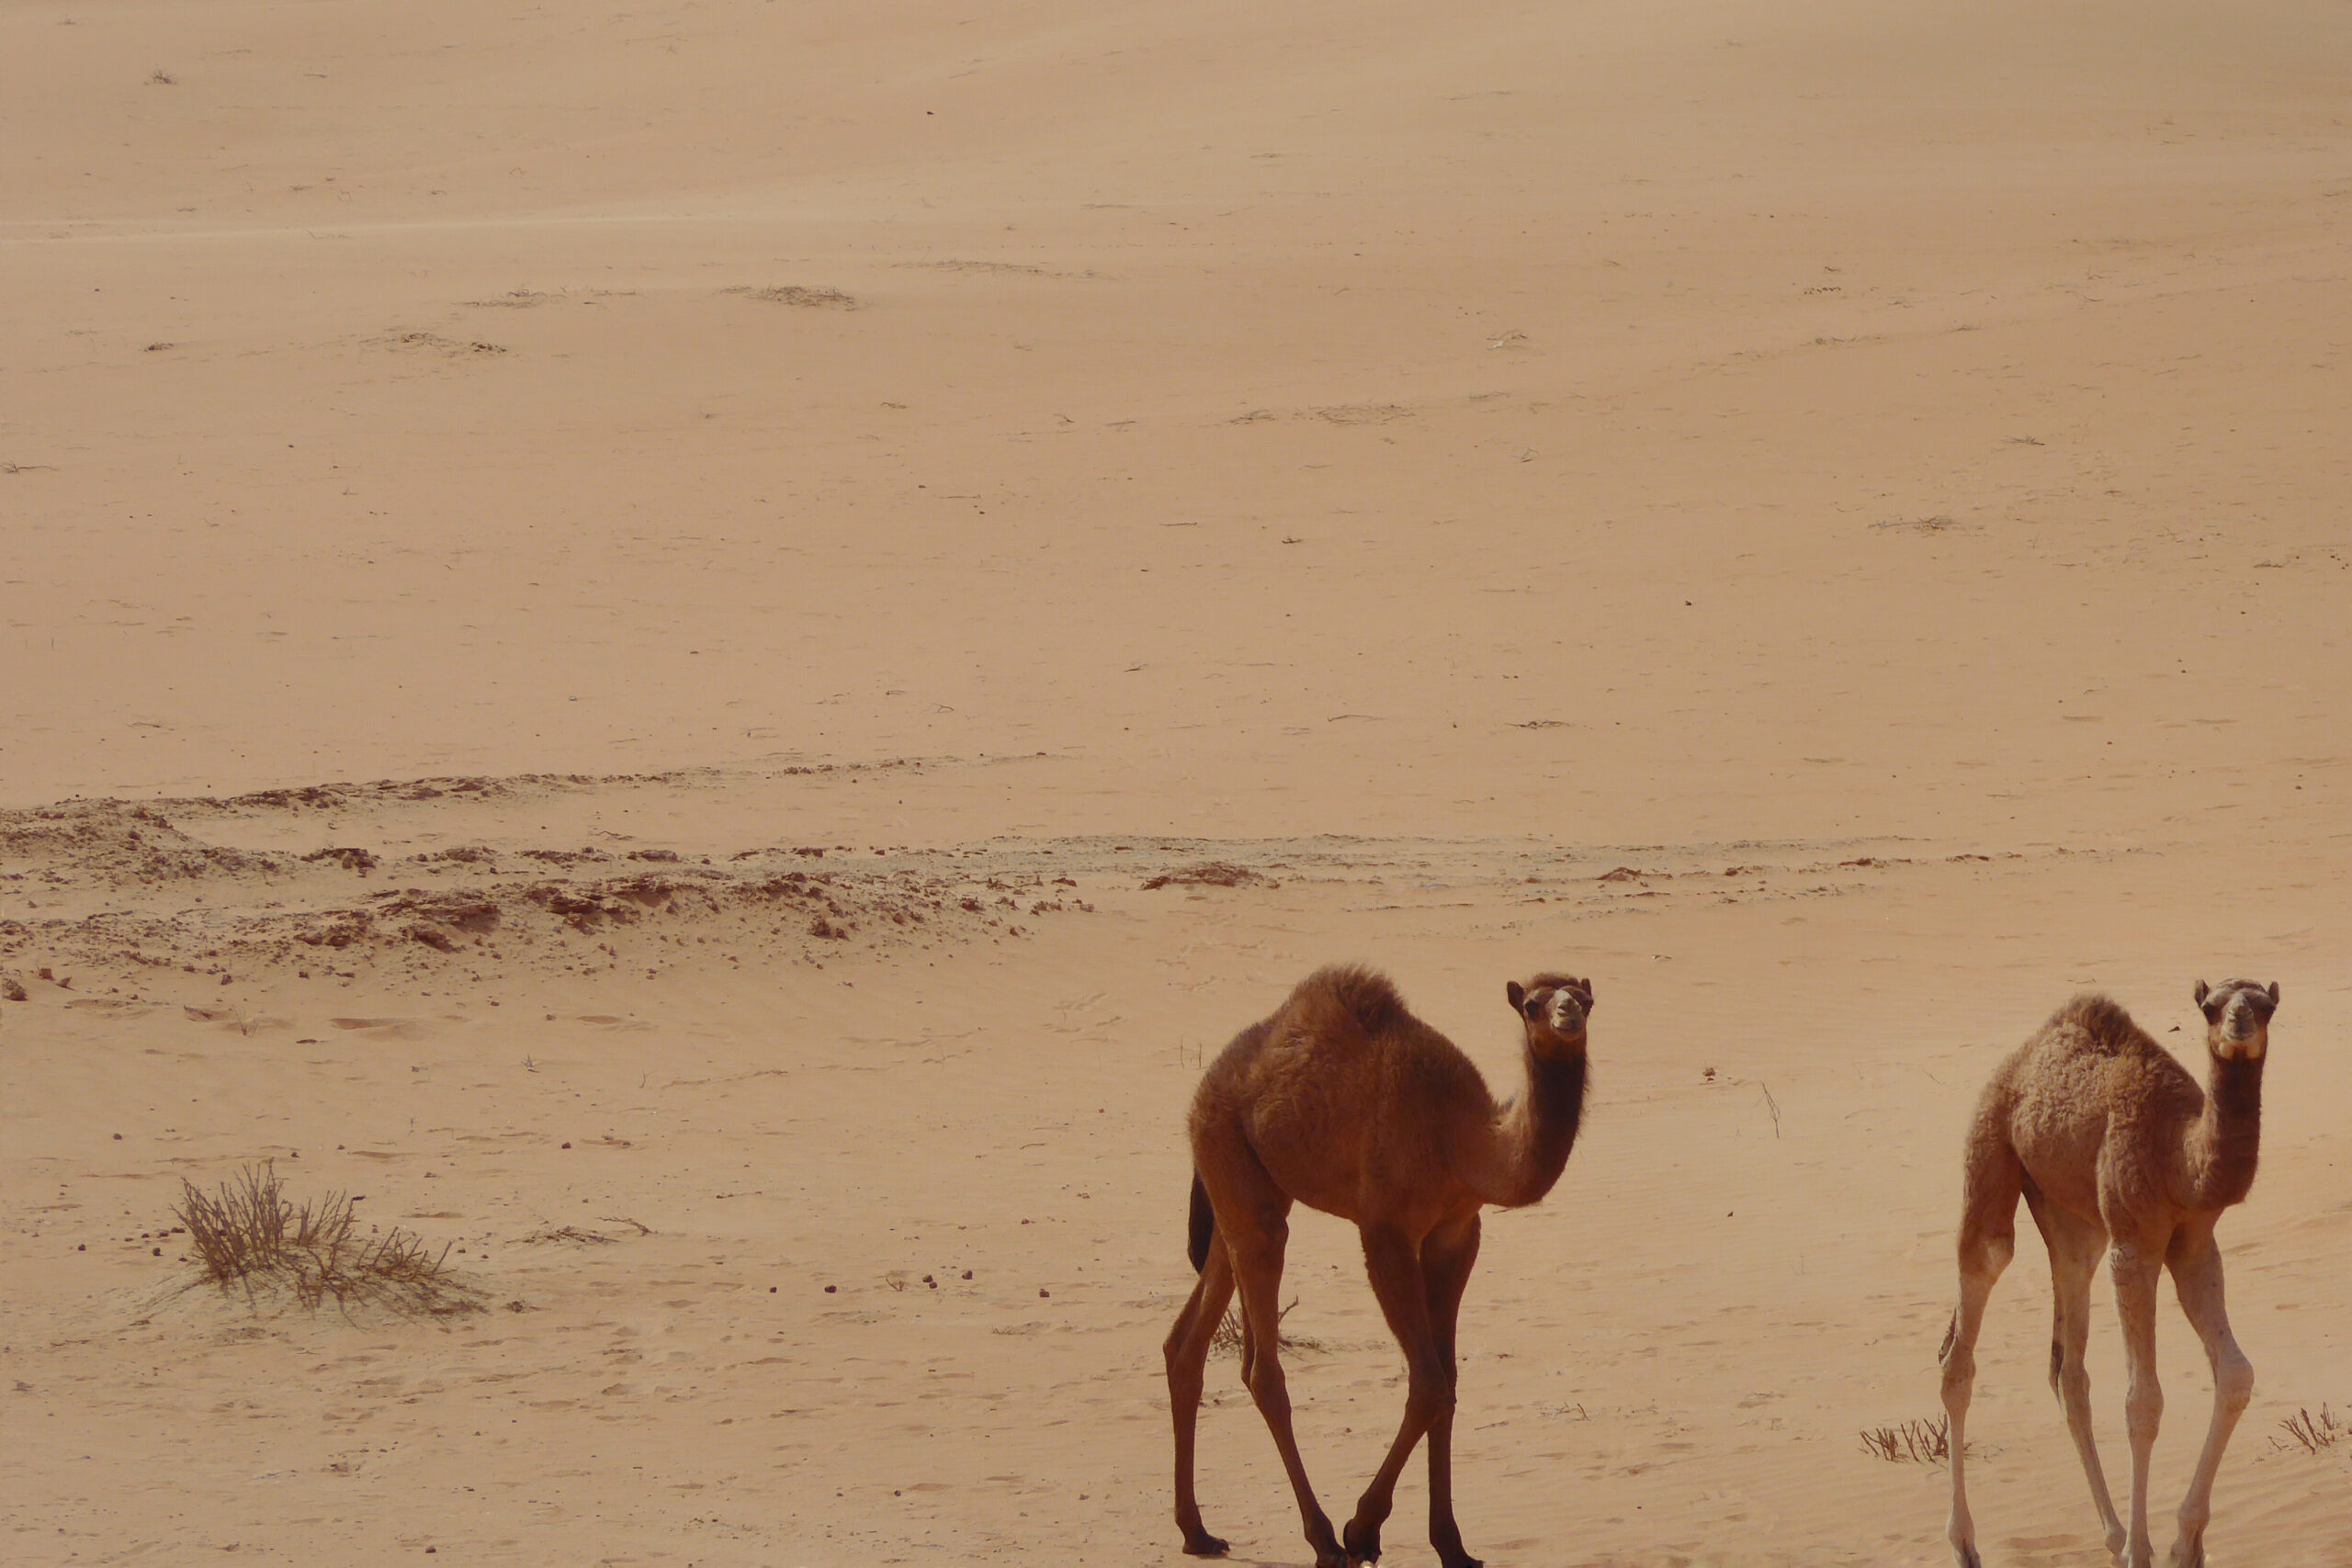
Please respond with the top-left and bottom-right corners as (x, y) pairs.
(2165, 1220), (2253, 1568)
(2111, 1237), (2167, 1568)
(1418, 1213), (1483, 1568)
(2040, 1203), (2126, 1562)
(1343, 1224), (1455, 1568)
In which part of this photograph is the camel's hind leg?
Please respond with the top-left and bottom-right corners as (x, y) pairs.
(1942, 1121), (2023, 1568)
(2164, 1217), (2252, 1568)
(2030, 1190), (2127, 1562)
(1201, 1145), (1343, 1568)
(1164, 1227), (1238, 1557)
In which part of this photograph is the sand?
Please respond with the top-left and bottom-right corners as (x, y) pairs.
(3, 1), (2346, 1563)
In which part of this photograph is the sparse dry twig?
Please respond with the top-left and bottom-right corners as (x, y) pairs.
(1861, 1415), (1962, 1465)
(174, 1164), (479, 1316)
(2270, 1404), (2342, 1455)
(1209, 1296), (1323, 1358)
(518, 1224), (617, 1246)
(517, 1215), (650, 1246)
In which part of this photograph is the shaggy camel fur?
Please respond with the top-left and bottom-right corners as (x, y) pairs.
(1163, 964), (1592, 1568)
(1940, 979), (2279, 1568)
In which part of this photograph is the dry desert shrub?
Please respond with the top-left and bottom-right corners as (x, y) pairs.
(1860, 1416), (1961, 1464)
(175, 1165), (480, 1316)
(2270, 1404), (2343, 1455)
(1208, 1296), (1323, 1358)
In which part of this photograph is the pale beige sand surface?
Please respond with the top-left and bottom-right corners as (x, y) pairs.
(4, 1), (2348, 1564)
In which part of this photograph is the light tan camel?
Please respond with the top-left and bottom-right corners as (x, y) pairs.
(1939, 979), (2279, 1568)
(1163, 964), (1593, 1568)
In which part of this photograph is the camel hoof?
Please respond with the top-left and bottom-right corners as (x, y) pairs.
(1181, 1530), (1228, 1558)
(1341, 1517), (1380, 1562)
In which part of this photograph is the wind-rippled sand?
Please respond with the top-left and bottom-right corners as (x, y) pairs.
(4, 2), (2346, 1563)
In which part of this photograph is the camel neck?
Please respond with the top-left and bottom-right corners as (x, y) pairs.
(2184, 1053), (2263, 1211)
(1486, 1045), (1588, 1209)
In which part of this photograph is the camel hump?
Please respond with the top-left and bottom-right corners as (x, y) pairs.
(2051, 992), (2145, 1055)
(1294, 964), (1408, 1035)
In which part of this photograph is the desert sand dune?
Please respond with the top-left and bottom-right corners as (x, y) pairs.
(4, 1), (2347, 1564)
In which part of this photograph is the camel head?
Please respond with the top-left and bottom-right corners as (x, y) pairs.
(1508, 973), (1592, 1055)
(2194, 977), (2279, 1062)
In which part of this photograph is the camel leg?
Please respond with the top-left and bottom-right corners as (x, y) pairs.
(1942, 1130), (2021, 1568)
(2036, 1200), (2127, 1562)
(1214, 1170), (1343, 1568)
(2163, 1219), (2252, 1568)
(2109, 1235), (2167, 1568)
(1165, 1231), (1239, 1557)
(1419, 1213), (1484, 1568)
(1342, 1224), (1461, 1568)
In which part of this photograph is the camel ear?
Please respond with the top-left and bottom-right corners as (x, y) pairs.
(2267, 981), (2280, 1006)
(2193, 979), (2211, 1007)
(1506, 980), (1527, 1012)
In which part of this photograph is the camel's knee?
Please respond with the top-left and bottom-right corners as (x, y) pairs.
(2056, 1355), (2092, 1411)
(1958, 1221), (2014, 1280)
(1940, 1340), (1975, 1408)
(1403, 1360), (1457, 1424)
(1241, 1352), (1290, 1413)
(2123, 1376), (2163, 1443)
(1165, 1340), (1204, 1400)
(2214, 1348), (2253, 1416)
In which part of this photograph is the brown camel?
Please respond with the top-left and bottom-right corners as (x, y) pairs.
(1163, 964), (1593, 1568)
(1939, 979), (2279, 1568)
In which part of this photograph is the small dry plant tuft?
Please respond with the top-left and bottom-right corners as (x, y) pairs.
(1860, 1416), (1960, 1464)
(1209, 1296), (1324, 1358)
(175, 1164), (480, 1316)
(2269, 1404), (2342, 1455)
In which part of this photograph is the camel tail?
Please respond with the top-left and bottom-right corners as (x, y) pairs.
(1187, 1172), (1214, 1273)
